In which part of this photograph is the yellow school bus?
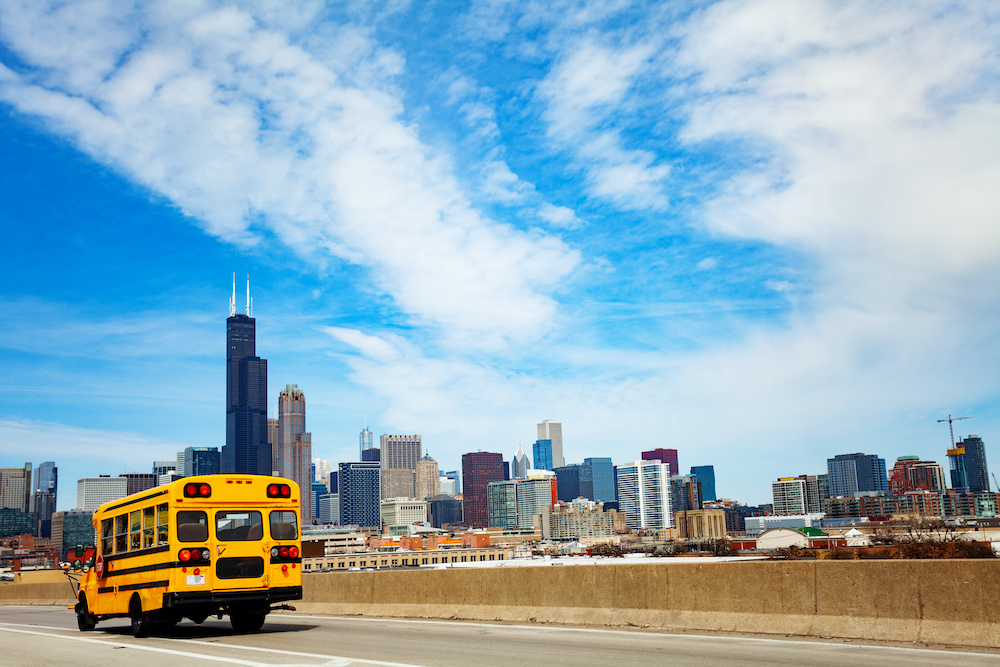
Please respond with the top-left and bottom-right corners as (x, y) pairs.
(74, 474), (303, 636)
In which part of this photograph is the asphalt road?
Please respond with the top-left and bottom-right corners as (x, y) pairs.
(1, 605), (998, 667)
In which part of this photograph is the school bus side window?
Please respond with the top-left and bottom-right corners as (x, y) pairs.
(115, 515), (128, 553)
(216, 511), (263, 541)
(157, 504), (169, 545)
(143, 507), (155, 548)
(269, 511), (298, 540)
(101, 518), (113, 555)
(177, 511), (208, 542)
(129, 511), (141, 550)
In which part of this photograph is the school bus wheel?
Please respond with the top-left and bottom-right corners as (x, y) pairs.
(75, 594), (96, 631)
(129, 595), (150, 638)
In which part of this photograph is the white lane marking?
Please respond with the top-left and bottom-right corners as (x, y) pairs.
(277, 614), (1000, 659)
(0, 620), (434, 667)
(0, 626), (271, 665)
(163, 637), (435, 667)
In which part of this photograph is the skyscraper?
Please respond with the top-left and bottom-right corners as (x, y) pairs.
(642, 448), (679, 477)
(76, 476), (127, 511)
(267, 418), (279, 474)
(512, 445), (530, 479)
(119, 473), (156, 495)
(380, 434), (421, 498)
(537, 421), (564, 468)
(827, 453), (888, 497)
(338, 462), (381, 529)
(487, 475), (557, 529)
(0, 464), (31, 512)
(955, 436), (990, 493)
(615, 460), (672, 530)
(585, 457), (616, 503)
(277, 384), (312, 524)
(461, 452), (504, 528)
(183, 447), (221, 477)
(416, 453), (441, 499)
(690, 465), (716, 502)
(554, 464), (593, 502)
(222, 275), (270, 476)
(359, 416), (374, 458)
(533, 439), (553, 471)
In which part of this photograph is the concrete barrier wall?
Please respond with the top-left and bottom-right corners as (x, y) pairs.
(5, 560), (999, 647)
(299, 560), (1000, 648)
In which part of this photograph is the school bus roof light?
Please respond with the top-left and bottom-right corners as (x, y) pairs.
(267, 484), (292, 498)
(184, 483), (212, 498)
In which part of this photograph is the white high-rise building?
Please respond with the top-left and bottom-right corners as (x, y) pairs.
(0, 464), (31, 511)
(318, 493), (340, 525)
(512, 445), (530, 479)
(771, 478), (808, 516)
(615, 460), (672, 530)
(315, 459), (333, 484)
(537, 420), (564, 469)
(381, 497), (428, 527)
(77, 476), (128, 511)
(439, 476), (457, 497)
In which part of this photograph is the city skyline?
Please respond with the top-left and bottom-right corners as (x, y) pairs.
(2, 3), (999, 510)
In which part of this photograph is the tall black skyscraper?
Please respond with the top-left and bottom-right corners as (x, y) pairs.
(222, 276), (270, 475)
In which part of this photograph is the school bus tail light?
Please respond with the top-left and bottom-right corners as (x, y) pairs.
(289, 546), (299, 558)
(184, 483), (212, 498)
(267, 484), (291, 498)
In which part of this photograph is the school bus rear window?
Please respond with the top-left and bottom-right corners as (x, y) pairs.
(269, 511), (298, 540)
(177, 510), (208, 542)
(216, 511), (263, 541)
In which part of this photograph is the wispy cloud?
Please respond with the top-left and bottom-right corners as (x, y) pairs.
(0, 2), (579, 349)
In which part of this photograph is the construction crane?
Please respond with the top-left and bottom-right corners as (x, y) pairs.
(993, 473), (1000, 494)
(937, 414), (972, 447)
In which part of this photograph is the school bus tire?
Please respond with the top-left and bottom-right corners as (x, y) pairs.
(129, 595), (151, 638)
(230, 611), (266, 633)
(75, 594), (96, 631)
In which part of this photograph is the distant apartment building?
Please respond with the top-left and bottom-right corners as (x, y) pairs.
(771, 474), (828, 515)
(540, 499), (616, 540)
(585, 457), (616, 503)
(51, 509), (95, 560)
(381, 498), (427, 528)
(380, 434), (421, 498)
(487, 475), (557, 530)
(827, 453), (888, 497)
(182, 447), (221, 477)
(428, 494), (463, 528)
(338, 462), (381, 529)
(948, 436), (991, 493)
(119, 472), (156, 495)
(888, 456), (946, 495)
(675, 509), (727, 540)
(462, 452), (505, 528)
(690, 465), (716, 502)
(616, 460), (672, 530)
(0, 464), (31, 512)
(77, 476), (128, 511)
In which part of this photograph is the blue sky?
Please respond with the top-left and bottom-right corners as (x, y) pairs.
(2, 1), (999, 511)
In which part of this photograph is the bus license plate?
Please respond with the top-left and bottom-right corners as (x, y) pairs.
(187, 574), (205, 585)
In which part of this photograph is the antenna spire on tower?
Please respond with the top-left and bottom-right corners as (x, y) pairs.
(245, 274), (251, 317)
(229, 272), (236, 316)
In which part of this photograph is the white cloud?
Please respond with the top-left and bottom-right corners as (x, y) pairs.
(537, 202), (583, 229)
(539, 38), (671, 210)
(0, 2), (579, 348)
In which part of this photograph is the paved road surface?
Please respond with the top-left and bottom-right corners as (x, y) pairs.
(1, 606), (997, 666)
